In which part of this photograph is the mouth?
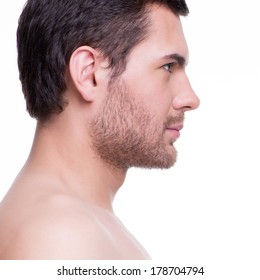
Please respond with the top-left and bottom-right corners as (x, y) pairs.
(165, 123), (183, 139)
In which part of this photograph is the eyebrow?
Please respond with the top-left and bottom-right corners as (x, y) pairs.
(162, 53), (188, 67)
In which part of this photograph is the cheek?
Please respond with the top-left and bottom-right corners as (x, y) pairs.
(125, 75), (173, 118)
(144, 85), (173, 118)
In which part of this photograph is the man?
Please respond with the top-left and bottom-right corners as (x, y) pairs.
(0, 0), (199, 259)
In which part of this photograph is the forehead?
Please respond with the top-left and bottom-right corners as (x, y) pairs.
(128, 4), (189, 63)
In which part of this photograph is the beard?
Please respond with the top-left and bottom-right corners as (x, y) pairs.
(90, 79), (183, 170)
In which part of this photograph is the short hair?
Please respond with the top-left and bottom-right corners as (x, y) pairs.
(17, 0), (189, 121)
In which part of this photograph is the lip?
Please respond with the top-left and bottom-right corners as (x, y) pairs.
(166, 123), (183, 139)
(167, 123), (184, 131)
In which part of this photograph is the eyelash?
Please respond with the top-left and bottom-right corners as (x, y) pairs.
(163, 62), (177, 73)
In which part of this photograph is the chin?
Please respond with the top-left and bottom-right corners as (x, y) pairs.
(135, 154), (177, 170)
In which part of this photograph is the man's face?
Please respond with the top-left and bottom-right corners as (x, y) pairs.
(91, 5), (200, 170)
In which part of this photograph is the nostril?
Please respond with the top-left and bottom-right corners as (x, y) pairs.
(182, 105), (193, 112)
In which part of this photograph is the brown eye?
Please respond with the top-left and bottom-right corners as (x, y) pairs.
(163, 62), (176, 73)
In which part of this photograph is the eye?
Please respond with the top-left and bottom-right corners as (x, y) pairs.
(162, 62), (176, 73)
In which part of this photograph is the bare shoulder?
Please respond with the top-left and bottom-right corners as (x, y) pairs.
(0, 174), (150, 260)
(0, 194), (120, 260)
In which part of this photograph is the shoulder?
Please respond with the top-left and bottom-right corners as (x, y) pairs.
(0, 194), (120, 259)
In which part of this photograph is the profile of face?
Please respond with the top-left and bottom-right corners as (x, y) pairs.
(91, 5), (200, 170)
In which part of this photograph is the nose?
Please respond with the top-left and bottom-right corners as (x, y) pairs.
(172, 72), (200, 112)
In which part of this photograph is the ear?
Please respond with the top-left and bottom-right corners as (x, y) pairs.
(69, 46), (98, 102)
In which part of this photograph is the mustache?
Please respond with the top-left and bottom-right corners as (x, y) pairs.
(164, 114), (185, 129)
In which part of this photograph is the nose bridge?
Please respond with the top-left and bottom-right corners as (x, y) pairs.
(173, 71), (200, 111)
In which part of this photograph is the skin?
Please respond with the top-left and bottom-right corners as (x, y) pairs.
(0, 4), (199, 260)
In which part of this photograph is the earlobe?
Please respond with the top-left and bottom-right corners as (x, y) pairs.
(69, 46), (97, 102)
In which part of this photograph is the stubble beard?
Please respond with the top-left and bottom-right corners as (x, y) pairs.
(90, 79), (181, 170)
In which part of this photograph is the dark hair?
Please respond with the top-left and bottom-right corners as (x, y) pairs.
(17, 0), (189, 121)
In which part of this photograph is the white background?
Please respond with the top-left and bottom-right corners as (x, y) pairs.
(0, 1), (259, 279)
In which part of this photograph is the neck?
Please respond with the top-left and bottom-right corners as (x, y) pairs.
(25, 118), (127, 213)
